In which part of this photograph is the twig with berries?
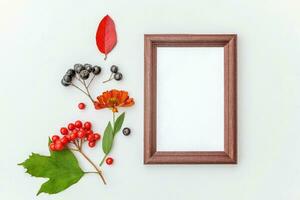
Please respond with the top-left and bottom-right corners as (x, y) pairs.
(102, 65), (123, 83)
(61, 64), (101, 103)
(62, 64), (124, 105)
(49, 120), (106, 184)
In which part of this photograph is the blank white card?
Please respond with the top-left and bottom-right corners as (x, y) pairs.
(156, 47), (224, 151)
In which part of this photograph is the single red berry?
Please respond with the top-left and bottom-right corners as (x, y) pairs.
(106, 157), (114, 165)
(94, 133), (101, 141)
(72, 129), (79, 134)
(55, 141), (64, 151)
(65, 135), (71, 141)
(49, 143), (56, 151)
(68, 123), (75, 131)
(88, 141), (96, 147)
(70, 132), (78, 140)
(83, 122), (92, 130)
(87, 134), (95, 142)
(51, 135), (60, 143)
(78, 103), (85, 110)
(60, 127), (69, 135)
(79, 128), (86, 132)
(78, 130), (86, 138)
(86, 130), (93, 136)
(75, 120), (82, 128)
(61, 136), (69, 145)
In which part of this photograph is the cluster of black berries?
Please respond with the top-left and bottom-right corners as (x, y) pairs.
(110, 65), (122, 81)
(61, 64), (101, 86)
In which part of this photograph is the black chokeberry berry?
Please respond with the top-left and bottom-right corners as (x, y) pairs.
(84, 64), (93, 72)
(93, 66), (101, 75)
(79, 70), (89, 80)
(74, 64), (85, 74)
(122, 127), (131, 136)
(86, 66), (94, 73)
(114, 72), (123, 81)
(63, 75), (72, 83)
(66, 69), (75, 77)
(110, 65), (118, 73)
(61, 79), (71, 86)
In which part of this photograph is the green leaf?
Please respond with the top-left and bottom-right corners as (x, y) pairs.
(102, 122), (114, 154)
(113, 112), (125, 136)
(19, 142), (84, 195)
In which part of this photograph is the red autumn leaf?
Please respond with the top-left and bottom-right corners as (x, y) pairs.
(96, 15), (117, 60)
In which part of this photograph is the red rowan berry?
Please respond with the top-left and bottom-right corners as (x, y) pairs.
(61, 136), (69, 145)
(60, 127), (69, 135)
(87, 134), (95, 142)
(51, 135), (60, 143)
(83, 122), (92, 130)
(88, 141), (96, 147)
(78, 130), (85, 138)
(106, 157), (113, 165)
(49, 143), (56, 151)
(78, 103), (85, 110)
(75, 120), (82, 128)
(72, 129), (79, 134)
(68, 123), (75, 131)
(55, 141), (64, 151)
(86, 130), (93, 135)
(94, 133), (101, 141)
(65, 135), (71, 141)
(70, 132), (78, 140)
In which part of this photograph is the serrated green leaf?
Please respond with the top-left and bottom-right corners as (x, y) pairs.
(19, 142), (84, 195)
(102, 122), (114, 154)
(113, 112), (125, 136)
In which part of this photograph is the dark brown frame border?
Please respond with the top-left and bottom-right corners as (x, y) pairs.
(144, 34), (237, 164)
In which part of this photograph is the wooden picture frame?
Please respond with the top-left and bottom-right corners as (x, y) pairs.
(144, 34), (237, 164)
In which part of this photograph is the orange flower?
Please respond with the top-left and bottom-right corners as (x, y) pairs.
(94, 90), (134, 112)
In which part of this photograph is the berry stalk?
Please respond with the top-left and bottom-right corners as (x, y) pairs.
(69, 141), (106, 184)
(77, 148), (107, 185)
(102, 72), (114, 83)
(82, 80), (94, 103)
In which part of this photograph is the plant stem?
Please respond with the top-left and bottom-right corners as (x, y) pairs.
(71, 83), (89, 96)
(82, 80), (95, 104)
(87, 74), (95, 87)
(78, 149), (107, 185)
(84, 171), (99, 174)
(79, 138), (83, 150)
(69, 143), (107, 184)
(102, 73), (114, 83)
(74, 75), (84, 84)
(68, 148), (78, 151)
(99, 154), (107, 166)
(71, 75), (94, 104)
(113, 112), (116, 125)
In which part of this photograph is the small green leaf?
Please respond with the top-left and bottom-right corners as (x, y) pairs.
(19, 141), (84, 195)
(102, 122), (114, 154)
(113, 112), (125, 136)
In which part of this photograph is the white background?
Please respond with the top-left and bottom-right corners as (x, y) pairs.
(1, 0), (300, 199)
(157, 47), (224, 151)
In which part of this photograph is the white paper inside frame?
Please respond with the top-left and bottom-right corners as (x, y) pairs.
(156, 47), (224, 151)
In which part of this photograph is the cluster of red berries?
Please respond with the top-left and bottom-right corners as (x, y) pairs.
(49, 120), (101, 151)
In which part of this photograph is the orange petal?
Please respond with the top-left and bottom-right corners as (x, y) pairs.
(121, 98), (135, 107)
(94, 102), (105, 109)
(119, 91), (129, 103)
(111, 89), (119, 99)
